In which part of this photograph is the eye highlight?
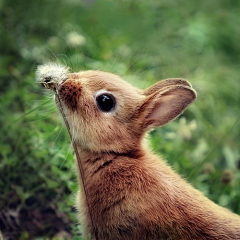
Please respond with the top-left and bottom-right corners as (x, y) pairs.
(96, 93), (116, 112)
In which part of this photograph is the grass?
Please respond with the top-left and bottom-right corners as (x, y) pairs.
(0, 0), (240, 238)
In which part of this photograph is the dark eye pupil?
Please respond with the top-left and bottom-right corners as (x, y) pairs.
(96, 94), (115, 112)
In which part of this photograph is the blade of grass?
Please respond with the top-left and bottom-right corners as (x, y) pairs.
(188, 115), (240, 180)
(4, 99), (53, 129)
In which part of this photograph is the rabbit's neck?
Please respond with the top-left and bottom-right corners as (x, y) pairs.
(76, 147), (144, 175)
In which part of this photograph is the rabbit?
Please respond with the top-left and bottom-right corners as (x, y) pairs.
(37, 65), (240, 240)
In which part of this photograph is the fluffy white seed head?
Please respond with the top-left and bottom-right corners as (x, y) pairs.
(36, 62), (69, 90)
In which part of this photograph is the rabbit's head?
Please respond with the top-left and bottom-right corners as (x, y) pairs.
(57, 70), (196, 153)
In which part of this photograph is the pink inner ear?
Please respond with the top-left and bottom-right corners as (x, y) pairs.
(149, 95), (176, 118)
(148, 95), (180, 126)
(146, 87), (196, 127)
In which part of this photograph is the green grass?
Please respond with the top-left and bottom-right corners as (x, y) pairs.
(1, 0), (240, 238)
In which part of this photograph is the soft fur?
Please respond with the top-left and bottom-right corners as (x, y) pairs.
(56, 70), (240, 240)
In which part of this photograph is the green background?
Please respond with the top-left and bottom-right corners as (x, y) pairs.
(1, 0), (240, 239)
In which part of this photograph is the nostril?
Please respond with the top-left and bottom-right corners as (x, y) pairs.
(57, 78), (68, 92)
(59, 77), (68, 86)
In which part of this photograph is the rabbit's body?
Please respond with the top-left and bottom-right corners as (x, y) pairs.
(76, 148), (240, 240)
(53, 70), (240, 239)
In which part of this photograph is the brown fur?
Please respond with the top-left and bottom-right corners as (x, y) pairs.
(57, 70), (240, 239)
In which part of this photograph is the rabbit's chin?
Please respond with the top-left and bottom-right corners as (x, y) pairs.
(61, 107), (141, 154)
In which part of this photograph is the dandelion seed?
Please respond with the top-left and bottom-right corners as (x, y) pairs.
(66, 31), (86, 48)
(36, 62), (69, 90)
(178, 117), (197, 140)
(47, 36), (60, 48)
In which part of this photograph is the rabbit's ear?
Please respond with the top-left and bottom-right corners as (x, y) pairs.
(141, 85), (196, 128)
(144, 78), (192, 96)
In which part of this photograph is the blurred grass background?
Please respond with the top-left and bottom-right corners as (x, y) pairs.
(0, 0), (240, 239)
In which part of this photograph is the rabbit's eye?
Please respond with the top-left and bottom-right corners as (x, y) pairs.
(96, 93), (116, 112)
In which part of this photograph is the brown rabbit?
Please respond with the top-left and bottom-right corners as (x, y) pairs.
(37, 66), (240, 240)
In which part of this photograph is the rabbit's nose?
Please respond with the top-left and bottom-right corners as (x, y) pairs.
(57, 77), (82, 111)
